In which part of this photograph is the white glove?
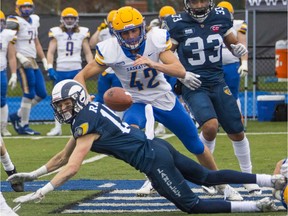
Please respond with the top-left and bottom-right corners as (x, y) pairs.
(7, 165), (47, 184)
(238, 60), (248, 77)
(179, 72), (202, 90)
(42, 58), (48, 71)
(13, 182), (54, 204)
(280, 159), (288, 178)
(231, 43), (248, 58)
(8, 73), (17, 90)
(16, 52), (32, 68)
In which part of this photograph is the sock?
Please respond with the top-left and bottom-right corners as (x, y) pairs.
(19, 97), (32, 126)
(232, 136), (252, 173)
(0, 104), (8, 124)
(1, 152), (15, 171)
(200, 131), (216, 153)
(231, 201), (260, 212)
(31, 95), (42, 107)
(54, 119), (62, 130)
(256, 174), (272, 187)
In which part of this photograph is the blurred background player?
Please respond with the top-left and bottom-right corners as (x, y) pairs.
(89, 10), (122, 112)
(46, 7), (93, 136)
(0, 10), (18, 136)
(218, 1), (248, 116)
(163, 0), (261, 195)
(7, 0), (48, 135)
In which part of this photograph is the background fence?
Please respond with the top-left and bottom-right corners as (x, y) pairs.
(3, 2), (287, 121)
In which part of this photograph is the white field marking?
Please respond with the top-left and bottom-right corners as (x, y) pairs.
(63, 209), (179, 213)
(98, 183), (116, 188)
(2, 131), (287, 140)
(40, 154), (107, 177)
(79, 203), (175, 207)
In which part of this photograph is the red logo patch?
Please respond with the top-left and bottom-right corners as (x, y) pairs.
(210, 25), (220, 32)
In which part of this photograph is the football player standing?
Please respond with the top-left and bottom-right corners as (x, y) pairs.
(46, 7), (93, 136)
(7, 0), (48, 135)
(163, 0), (261, 194)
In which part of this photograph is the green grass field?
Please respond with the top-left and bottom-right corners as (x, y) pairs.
(1, 120), (287, 216)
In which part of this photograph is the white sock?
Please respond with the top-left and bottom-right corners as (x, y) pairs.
(0, 104), (8, 124)
(231, 201), (260, 212)
(31, 95), (42, 107)
(199, 131), (216, 153)
(256, 174), (272, 187)
(54, 119), (62, 130)
(232, 136), (252, 173)
(19, 97), (32, 126)
(1, 152), (15, 171)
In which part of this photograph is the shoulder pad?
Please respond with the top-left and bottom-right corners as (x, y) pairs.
(6, 20), (19, 31)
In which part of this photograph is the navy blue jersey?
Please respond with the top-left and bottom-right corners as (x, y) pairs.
(164, 7), (233, 87)
(71, 102), (155, 172)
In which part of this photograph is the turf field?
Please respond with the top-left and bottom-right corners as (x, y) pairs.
(1, 120), (287, 216)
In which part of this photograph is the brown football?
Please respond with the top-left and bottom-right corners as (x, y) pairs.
(103, 87), (133, 111)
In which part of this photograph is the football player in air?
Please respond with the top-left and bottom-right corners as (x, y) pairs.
(218, 1), (248, 115)
(89, 10), (122, 111)
(7, 0), (48, 135)
(0, 10), (18, 136)
(74, 6), (239, 198)
(162, 0), (261, 194)
(8, 79), (285, 213)
(46, 7), (93, 136)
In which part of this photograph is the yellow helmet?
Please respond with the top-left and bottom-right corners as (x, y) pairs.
(0, 10), (6, 31)
(159, 6), (176, 19)
(112, 6), (146, 50)
(106, 10), (117, 24)
(0, 10), (5, 20)
(217, 1), (234, 14)
(60, 7), (79, 29)
(282, 184), (288, 209)
(15, 0), (34, 17)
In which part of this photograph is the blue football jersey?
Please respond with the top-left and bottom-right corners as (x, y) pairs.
(164, 7), (233, 87)
(71, 102), (155, 172)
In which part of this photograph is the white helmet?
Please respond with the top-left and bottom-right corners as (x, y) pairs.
(51, 80), (88, 123)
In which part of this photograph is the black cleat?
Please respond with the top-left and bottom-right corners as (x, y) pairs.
(6, 167), (24, 192)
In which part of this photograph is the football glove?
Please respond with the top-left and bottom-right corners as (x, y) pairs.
(7, 172), (37, 184)
(8, 73), (17, 90)
(238, 60), (248, 77)
(97, 22), (107, 31)
(42, 58), (48, 71)
(16, 52), (32, 68)
(47, 68), (57, 81)
(231, 43), (248, 58)
(179, 72), (201, 90)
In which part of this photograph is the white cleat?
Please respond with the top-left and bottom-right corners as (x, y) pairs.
(136, 179), (157, 197)
(256, 197), (278, 212)
(271, 174), (286, 190)
(155, 123), (166, 136)
(201, 185), (218, 195)
(218, 184), (244, 201)
(1, 127), (12, 136)
(243, 183), (262, 195)
(47, 127), (62, 136)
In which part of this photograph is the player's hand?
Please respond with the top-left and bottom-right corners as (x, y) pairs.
(134, 54), (155, 68)
(47, 68), (57, 81)
(7, 172), (37, 184)
(13, 190), (44, 203)
(280, 159), (288, 178)
(231, 43), (248, 58)
(8, 73), (17, 90)
(238, 60), (248, 77)
(97, 22), (107, 31)
(179, 72), (201, 90)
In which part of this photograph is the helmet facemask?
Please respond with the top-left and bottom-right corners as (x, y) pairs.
(17, 5), (34, 17)
(184, 0), (214, 22)
(60, 16), (79, 29)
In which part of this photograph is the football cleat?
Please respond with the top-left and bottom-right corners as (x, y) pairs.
(243, 183), (262, 195)
(47, 127), (62, 136)
(136, 179), (157, 197)
(155, 123), (166, 136)
(5, 167), (24, 192)
(201, 185), (218, 195)
(1, 123), (12, 136)
(271, 174), (286, 190)
(9, 113), (21, 133)
(218, 184), (244, 201)
(256, 197), (278, 212)
(18, 124), (40, 135)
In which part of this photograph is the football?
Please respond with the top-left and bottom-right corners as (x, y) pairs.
(103, 87), (133, 111)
